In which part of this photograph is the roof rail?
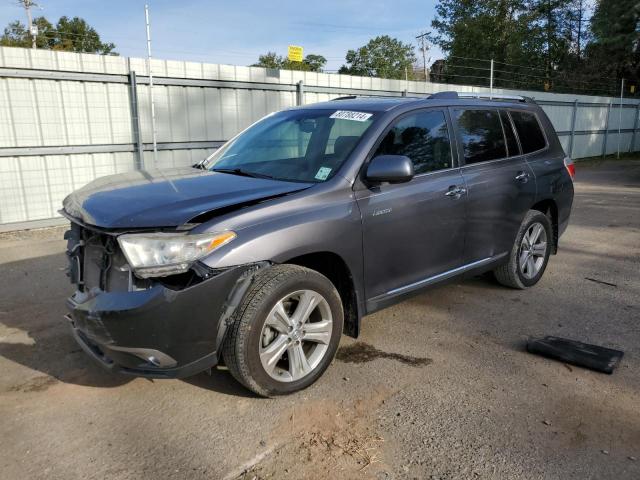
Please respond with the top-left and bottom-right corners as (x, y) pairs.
(331, 95), (359, 101)
(428, 91), (534, 103)
(458, 92), (530, 102)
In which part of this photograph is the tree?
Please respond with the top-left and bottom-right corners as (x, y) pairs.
(586, 0), (640, 82)
(0, 15), (116, 54)
(428, 0), (612, 93)
(430, 0), (544, 86)
(303, 54), (327, 73)
(0, 21), (29, 48)
(338, 35), (416, 79)
(251, 52), (327, 72)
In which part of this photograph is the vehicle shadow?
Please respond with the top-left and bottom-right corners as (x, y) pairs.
(181, 368), (260, 398)
(0, 249), (260, 397)
(0, 251), (133, 389)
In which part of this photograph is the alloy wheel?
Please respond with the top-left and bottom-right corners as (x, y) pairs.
(259, 289), (333, 382)
(518, 222), (548, 279)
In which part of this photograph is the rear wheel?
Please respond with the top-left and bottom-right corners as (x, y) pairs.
(494, 210), (552, 289)
(223, 264), (343, 397)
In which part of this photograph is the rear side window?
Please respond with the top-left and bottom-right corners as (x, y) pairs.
(500, 110), (520, 156)
(374, 110), (452, 174)
(510, 111), (546, 153)
(454, 109), (506, 164)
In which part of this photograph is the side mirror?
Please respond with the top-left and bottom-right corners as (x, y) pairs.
(365, 155), (414, 184)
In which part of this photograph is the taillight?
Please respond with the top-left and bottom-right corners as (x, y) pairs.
(564, 157), (575, 180)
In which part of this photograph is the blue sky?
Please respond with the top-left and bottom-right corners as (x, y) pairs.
(0, 0), (443, 71)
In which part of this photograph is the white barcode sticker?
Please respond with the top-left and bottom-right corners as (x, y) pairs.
(330, 110), (373, 122)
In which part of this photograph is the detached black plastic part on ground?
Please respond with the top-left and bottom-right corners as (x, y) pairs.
(527, 336), (624, 374)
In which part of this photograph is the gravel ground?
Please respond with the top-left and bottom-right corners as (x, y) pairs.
(0, 159), (638, 480)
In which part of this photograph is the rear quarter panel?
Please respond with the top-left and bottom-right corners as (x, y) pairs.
(526, 108), (574, 234)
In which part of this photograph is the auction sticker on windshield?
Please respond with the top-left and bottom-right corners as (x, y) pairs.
(330, 110), (373, 122)
(315, 167), (332, 180)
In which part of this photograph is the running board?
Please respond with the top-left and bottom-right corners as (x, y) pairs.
(368, 252), (508, 307)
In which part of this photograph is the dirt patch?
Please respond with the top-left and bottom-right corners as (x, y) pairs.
(231, 388), (394, 479)
(236, 428), (385, 479)
(337, 342), (432, 366)
(9, 375), (58, 393)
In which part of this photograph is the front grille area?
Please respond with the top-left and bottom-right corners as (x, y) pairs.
(64, 221), (149, 293)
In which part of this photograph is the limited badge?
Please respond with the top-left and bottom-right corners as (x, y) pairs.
(314, 166), (332, 180)
(329, 110), (373, 122)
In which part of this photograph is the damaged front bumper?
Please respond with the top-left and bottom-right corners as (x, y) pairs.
(63, 217), (269, 378)
(66, 263), (267, 378)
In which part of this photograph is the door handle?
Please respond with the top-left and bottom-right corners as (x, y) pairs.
(445, 186), (467, 198)
(515, 171), (529, 182)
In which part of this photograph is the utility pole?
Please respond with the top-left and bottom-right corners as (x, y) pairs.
(415, 32), (429, 82)
(144, 3), (158, 165)
(19, 0), (38, 49)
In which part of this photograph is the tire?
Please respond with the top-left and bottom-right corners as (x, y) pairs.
(493, 210), (553, 289)
(223, 264), (343, 397)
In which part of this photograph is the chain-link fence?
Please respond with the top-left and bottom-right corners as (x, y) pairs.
(428, 56), (633, 99)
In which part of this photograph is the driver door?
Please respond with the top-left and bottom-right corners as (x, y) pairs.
(355, 109), (466, 310)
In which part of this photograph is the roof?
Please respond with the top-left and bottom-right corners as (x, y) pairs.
(299, 96), (420, 112)
(296, 92), (539, 114)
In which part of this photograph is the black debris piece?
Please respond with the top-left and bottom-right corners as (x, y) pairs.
(527, 336), (624, 374)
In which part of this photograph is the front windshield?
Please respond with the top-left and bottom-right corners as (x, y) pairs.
(202, 108), (377, 183)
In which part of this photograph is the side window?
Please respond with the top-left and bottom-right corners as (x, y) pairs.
(374, 110), (452, 175)
(454, 109), (506, 164)
(510, 111), (546, 153)
(500, 110), (520, 157)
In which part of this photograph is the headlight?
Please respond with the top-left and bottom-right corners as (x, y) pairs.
(117, 231), (236, 278)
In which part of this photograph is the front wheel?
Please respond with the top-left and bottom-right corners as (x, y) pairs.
(493, 210), (553, 289)
(223, 265), (343, 397)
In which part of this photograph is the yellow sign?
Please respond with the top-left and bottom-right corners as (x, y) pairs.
(288, 45), (304, 62)
(631, 85), (636, 94)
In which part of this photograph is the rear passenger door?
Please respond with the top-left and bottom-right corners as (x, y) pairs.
(452, 108), (536, 264)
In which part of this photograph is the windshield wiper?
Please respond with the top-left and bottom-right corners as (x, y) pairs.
(212, 168), (274, 179)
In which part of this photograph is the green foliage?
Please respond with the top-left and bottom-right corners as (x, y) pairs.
(0, 16), (116, 54)
(251, 52), (327, 72)
(587, 0), (640, 80)
(429, 0), (627, 96)
(339, 35), (416, 79)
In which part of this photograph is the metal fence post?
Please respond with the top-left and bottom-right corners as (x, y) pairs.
(296, 80), (304, 106)
(489, 59), (494, 98)
(569, 99), (578, 157)
(630, 104), (640, 153)
(617, 78), (624, 158)
(602, 102), (612, 159)
(128, 70), (144, 170)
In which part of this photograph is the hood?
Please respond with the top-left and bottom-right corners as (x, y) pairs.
(63, 167), (312, 229)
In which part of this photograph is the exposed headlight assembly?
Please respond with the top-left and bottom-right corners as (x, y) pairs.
(117, 231), (236, 278)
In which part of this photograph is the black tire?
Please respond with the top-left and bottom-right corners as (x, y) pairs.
(493, 210), (553, 289)
(222, 264), (343, 397)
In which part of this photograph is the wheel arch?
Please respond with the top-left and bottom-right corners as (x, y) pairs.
(531, 198), (558, 254)
(282, 251), (362, 338)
